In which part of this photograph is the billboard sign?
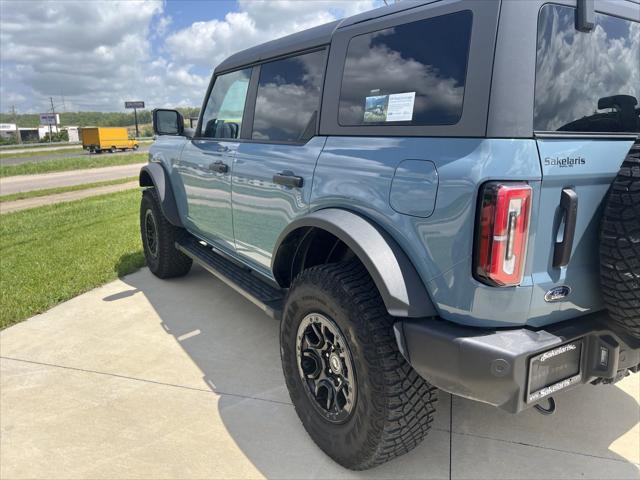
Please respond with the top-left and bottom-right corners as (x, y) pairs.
(39, 113), (59, 125)
(125, 101), (145, 109)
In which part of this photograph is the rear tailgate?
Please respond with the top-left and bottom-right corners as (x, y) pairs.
(529, 139), (636, 326)
(527, 4), (639, 327)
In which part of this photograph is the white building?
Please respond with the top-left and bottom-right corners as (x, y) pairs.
(38, 125), (60, 139)
(65, 126), (80, 142)
(0, 123), (18, 139)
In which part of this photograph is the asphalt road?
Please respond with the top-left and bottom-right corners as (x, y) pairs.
(1, 266), (638, 479)
(0, 143), (81, 154)
(0, 145), (150, 166)
(0, 163), (145, 195)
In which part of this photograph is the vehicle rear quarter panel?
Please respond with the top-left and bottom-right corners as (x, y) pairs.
(311, 137), (542, 327)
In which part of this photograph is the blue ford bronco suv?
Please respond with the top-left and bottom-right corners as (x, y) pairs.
(141, 0), (640, 470)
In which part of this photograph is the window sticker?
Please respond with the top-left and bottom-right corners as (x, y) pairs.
(386, 92), (415, 122)
(364, 95), (388, 123)
(363, 92), (416, 123)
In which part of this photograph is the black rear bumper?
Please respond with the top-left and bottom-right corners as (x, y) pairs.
(393, 311), (640, 413)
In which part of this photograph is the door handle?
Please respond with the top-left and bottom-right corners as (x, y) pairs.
(553, 188), (578, 268)
(273, 170), (304, 188)
(209, 161), (229, 174)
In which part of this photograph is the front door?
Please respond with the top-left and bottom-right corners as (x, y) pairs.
(176, 67), (252, 251)
(232, 50), (327, 271)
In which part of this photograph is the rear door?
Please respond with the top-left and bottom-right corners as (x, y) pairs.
(177, 67), (252, 251)
(528, 3), (639, 325)
(232, 49), (327, 272)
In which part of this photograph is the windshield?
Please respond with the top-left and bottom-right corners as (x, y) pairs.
(534, 4), (639, 133)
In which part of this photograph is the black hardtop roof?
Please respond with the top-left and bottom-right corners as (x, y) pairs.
(214, 0), (439, 74)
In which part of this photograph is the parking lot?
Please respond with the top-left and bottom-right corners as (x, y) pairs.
(1, 266), (638, 479)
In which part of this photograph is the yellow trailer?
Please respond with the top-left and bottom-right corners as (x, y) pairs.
(80, 127), (139, 153)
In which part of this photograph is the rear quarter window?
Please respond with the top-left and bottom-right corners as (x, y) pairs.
(534, 4), (640, 133)
(338, 10), (473, 127)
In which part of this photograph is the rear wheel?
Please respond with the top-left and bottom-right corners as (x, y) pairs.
(280, 261), (437, 470)
(110, 146), (116, 153)
(140, 188), (192, 279)
(600, 143), (640, 338)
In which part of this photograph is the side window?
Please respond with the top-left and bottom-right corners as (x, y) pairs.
(251, 50), (325, 143)
(338, 11), (472, 127)
(200, 68), (251, 139)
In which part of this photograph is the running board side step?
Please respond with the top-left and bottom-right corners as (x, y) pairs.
(175, 237), (284, 319)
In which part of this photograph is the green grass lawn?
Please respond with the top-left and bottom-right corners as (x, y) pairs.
(0, 176), (137, 202)
(0, 189), (145, 329)
(0, 152), (147, 177)
(0, 147), (85, 160)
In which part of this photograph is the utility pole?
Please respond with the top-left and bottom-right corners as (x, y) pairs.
(134, 107), (139, 138)
(49, 96), (56, 143)
(11, 105), (22, 144)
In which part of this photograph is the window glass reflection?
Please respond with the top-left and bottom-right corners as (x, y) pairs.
(339, 11), (472, 126)
(201, 68), (251, 139)
(535, 5), (640, 133)
(252, 50), (325, 142)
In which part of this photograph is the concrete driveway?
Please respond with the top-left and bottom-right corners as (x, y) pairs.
(1, 266), (638, 479)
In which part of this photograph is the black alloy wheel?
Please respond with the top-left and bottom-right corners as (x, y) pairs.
(144, 208), (159, 259)
(296, 313), (356, 423)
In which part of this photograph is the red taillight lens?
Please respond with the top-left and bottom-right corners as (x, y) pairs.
(475, 183), (532, 287)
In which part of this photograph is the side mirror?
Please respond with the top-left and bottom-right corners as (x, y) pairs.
(153, 109), (184, 136)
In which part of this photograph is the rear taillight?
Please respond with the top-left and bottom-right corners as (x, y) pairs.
(475, 182), (532, 287)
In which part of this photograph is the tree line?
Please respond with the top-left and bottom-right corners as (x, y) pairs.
(0, 108), (201, 128)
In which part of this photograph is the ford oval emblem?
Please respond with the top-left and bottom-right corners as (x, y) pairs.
(545, 286), (571, 302)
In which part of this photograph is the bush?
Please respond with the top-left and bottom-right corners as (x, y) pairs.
(40, 131), (69, 143)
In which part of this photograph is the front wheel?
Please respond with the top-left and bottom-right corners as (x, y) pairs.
(140, 188), (192, 279)
(280, 261), (437, 470)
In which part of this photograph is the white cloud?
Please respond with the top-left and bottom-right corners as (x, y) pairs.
(534, 7), (640, 130)
(1, 0), (164, 112)
(165, 0), (378, 68)
(0, 0), (380, 113)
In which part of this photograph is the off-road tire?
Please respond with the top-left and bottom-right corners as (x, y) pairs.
(280, 261), (437, 470)
(600, 143), (640, 338)
(140, 188), (192, 279)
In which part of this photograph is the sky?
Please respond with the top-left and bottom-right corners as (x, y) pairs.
(0, 0), (384, 114)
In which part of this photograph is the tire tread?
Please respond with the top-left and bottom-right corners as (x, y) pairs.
(600, 143), (640, 338)
(286, 261), (437, 469)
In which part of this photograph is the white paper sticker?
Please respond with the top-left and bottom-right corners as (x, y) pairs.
(385, 92), (415, 122)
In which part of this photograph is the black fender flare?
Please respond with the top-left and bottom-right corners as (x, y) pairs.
(272, 209), (438, 318)
(139, 163), (183, 227)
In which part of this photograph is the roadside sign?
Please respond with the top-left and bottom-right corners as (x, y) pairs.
(125, 101), (145, 109)
(125, 101), (145, 137)
(39, 113), (59, 125)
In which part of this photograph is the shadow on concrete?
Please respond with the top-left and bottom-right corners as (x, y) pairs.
(115, 265), (640, 479)
(114, 252), (145, 278)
